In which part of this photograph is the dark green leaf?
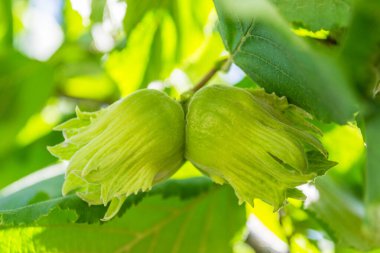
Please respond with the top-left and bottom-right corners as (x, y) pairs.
(269, 0), (352, 32)
(340, 1), (380, 99)
(214, 0), (358, 123)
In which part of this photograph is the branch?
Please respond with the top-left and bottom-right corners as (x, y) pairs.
(191, 58), (230, 92)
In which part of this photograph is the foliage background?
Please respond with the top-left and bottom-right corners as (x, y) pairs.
(0, 0), (380, 252)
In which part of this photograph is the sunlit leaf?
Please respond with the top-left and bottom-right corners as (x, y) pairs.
(108, 0), (213, 95)
(0, 178), (245, 253)
(90, 0), (106, 23)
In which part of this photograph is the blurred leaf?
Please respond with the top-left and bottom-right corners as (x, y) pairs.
(62, 0), (87, 41)
(91, 0), (106, 23)
(106, 13), (161, 95)
(123, 0), (163, 35)
(123, 0), (212, 58)
(269, 0), (352, 32)
(0, 177), (213, 225)
(214, 0), (358, 123)
(168, 0), (214, 60)
(247, 199), (287, 241)
(109, 0), (213, 95)
(340, 1), (380, 99)
(62, 74), (118, 101)
(51, 42), (120, 103)
(336, 248), (380, 253)
(321, 124), (365, 197)
(0, 50), (54, 156)
(182, 31), (225, 84)
(364, 110), (380, 243)
(0, 171), (64, 211)
(307, 177), (376, 250)
(0, 0), (13, 48)
(289, 233), (320, 253)
(0, 178), (245, 253)
(140, 19), (165, 87)
(0, 131), (63, 189)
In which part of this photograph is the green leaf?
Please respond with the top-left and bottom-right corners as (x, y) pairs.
(109, 0), (213, 95)
(0, 50), (54, 156)
(0, 178), (245, 253)
(365, 112), (380, 204)
(51, 42), (120, 103)
(0, 177), (213, 226)
(340, 1), (380, 98)
(214, 0), (358, 123)
(140, 19), (164, 88)
(106, 13), (162, 95)
(364, 110), (380, 244)
(307, 177), (377, 250)
(123, 0), (163, 35)
(0, 131), (63, 189)
(0, 0), (13, 48)
(90, 0), (106, 23)
(0, 167), (64, 211)
(269, 0), (352, 32)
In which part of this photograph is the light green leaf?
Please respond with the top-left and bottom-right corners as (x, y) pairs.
(123, 0), (163, 35)
(108, 0), (213, 95)
(214, 0), (358, 123)
(51, 43), (120, 103)
(90, 0), (107, 23)
(0, 178), (245, 253)
(0, 177), (214, 226)
(106, 13), (162, 95)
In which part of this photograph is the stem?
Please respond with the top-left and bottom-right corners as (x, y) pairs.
(191, 58), (229, 92)
(191, 67), (219, 92)
(179, 57), (230, 107)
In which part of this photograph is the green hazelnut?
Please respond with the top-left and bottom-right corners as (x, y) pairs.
(49, 89), (185, 220)
(185, 85), (335, 209)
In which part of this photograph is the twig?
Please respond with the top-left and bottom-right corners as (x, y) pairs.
(191, 58), (229, 92)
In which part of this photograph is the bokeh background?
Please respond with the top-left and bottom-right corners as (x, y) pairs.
(0, 0), (378, 252)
